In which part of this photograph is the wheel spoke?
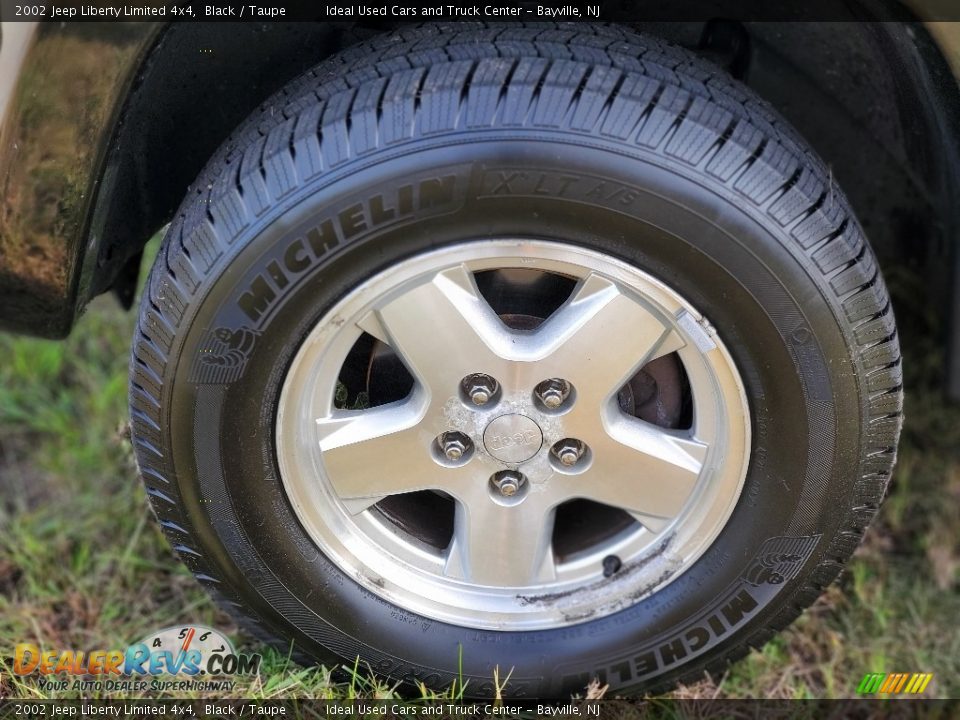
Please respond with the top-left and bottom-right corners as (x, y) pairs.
(527, 273), (680, 402)
(316, 397), (444, 512)
(444, 488), (557, 587)
(575, 417), (708, 524)
(375, 265), (512, 397)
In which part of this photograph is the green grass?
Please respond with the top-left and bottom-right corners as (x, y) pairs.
(1, 242), (958, 699)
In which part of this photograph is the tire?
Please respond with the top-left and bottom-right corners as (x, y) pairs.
(129, 23), (902, 697)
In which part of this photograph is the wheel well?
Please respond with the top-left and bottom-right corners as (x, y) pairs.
(87, 22), (373, 303)
(90, 20), (960, 387)
(650, 21), (959, 281)
(673, 19), (960, 395)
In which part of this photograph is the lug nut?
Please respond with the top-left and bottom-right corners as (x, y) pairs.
(499, 477), (520, 496)
(462, 374), (499, 406)
(490, 471), (526, 499)
(543, 391), (562, 409)
(436, 431), (472, 465)
(553, 438), (586, 467)
(536, 378), (572, 410)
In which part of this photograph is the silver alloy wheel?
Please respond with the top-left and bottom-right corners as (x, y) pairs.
(276, 240), (750, 630)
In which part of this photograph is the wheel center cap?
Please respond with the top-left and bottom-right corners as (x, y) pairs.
(483, 414), (543, 464)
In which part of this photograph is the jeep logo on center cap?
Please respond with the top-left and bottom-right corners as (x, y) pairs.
(483, 414), (544, 464)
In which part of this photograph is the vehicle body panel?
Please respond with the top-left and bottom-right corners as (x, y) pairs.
(0, 21), (157, 336)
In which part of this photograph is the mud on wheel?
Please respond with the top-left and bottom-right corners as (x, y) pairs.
(130, 23), (902, 697)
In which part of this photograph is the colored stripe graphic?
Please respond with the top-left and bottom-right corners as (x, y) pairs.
(857, 672), (933, 694)
(857, 673), (885, 694)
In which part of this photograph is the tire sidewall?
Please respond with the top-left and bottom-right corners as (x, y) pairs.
(164, 137), (860, 696)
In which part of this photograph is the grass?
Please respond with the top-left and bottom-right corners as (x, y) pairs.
(1, 240), (958, 700)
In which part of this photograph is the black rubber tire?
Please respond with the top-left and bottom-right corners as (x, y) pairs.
(129, 23), (902, 698)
